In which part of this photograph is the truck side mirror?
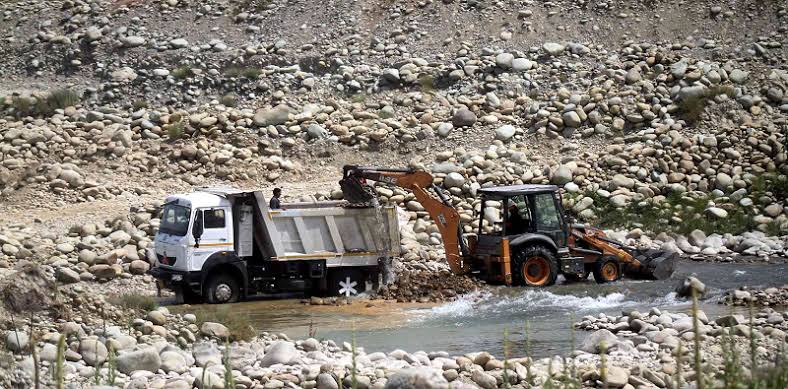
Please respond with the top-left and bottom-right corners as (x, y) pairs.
(192, 210), (204, 247)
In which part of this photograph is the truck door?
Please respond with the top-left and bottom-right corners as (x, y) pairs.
(191, 207), (233, 269)
(532, 193), (567, 247)
(198, 208), (232, 248)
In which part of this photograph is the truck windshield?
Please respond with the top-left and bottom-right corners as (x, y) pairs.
(159, 204), (191, 236)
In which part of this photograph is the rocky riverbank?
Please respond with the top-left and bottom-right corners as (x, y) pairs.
(722, 286), (788, 307)
(2, 264), (787, 389)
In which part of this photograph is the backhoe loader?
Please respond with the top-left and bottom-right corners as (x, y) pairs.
(339, 165), (676, 286)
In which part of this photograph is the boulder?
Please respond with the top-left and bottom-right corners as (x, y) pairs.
(254, 105), (291, 126)
(495, 125), (516, 141)
(385, 367), (448, 389)
(451, 109), (477, 127)
(579, 329), (618, 354)
(116, 347), (161, 374)
(79, 339), (108, 366)
(260, 341), (297, 367)
(605, 366), (629, 387)
(5, 331), (28, 352)
(676, 276), (706, 298)
(543, 42), (565, 56)
(56, 267), (81, 284)
(443, 172), (465, 189)
(129, 260), (150, 275)
(160, 350), (189, 373)
(200, 322), (229, 339)
(471, 370), (497, 389)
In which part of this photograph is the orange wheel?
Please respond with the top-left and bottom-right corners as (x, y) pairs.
(601, 261), (619, 281)
(513, 245), (558, 287)
(593, 256), (622, 284)
(523, 257), (551, 286)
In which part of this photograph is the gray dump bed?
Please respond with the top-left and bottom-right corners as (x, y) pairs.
(205, 189), (400, 267)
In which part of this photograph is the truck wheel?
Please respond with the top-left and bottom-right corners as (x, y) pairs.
(513, 245), (558, 287)
(329, 269), (365, 297)
(175, 287), (202, 305)
(593, 256), (622, 284)
(205, 273), (240, 304)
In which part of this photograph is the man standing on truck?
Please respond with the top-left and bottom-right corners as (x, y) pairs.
(269, 187), (282, 209)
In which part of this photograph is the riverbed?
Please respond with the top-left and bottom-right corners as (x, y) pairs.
(173, 260), (788, 358)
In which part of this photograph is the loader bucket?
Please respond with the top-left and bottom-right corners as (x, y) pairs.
(624, 249), (678, 280)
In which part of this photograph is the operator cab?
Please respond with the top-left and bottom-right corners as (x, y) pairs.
(476, 184), (568, 245)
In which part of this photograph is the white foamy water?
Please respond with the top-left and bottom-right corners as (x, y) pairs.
(414, 289), (685, 322)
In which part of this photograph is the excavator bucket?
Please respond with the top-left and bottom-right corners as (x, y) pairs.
(339, 175), (376, 204)
(624, 248), (678, 280)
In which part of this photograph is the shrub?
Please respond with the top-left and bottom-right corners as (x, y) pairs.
(171, 65), (193, 80)
(196, 306), (256, 341)
(109, 294), (158, 312)
(224, 66), (261, 79)
(167, 122), (186, 140)
(132, 99), (149, 110)
(220, 94), (239, 107)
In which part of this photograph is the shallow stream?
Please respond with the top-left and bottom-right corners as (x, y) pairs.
(175, 260), (788, 358)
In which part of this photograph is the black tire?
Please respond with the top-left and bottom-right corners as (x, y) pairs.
(175, 286), (203, 305)
(593, 256), (622, 284)
(204, 273), (240, 304)
(512, 245), (559, 287)
(328, 268), (366, 297)
(564, 271), (590, 282)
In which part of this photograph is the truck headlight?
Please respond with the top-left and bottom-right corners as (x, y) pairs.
(171, 274), (183, 282)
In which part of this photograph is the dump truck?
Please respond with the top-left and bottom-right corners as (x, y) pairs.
(149, 188), (400, 303)
(339, 165), (676, 286)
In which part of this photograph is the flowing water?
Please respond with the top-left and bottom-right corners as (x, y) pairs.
(176, 260), (788, 358)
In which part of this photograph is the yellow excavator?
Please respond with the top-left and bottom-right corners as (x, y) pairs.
(339, 165), (676, 286)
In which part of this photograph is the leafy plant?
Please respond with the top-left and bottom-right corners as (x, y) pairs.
(109, 294), (158, 312)
(171, 65), (193, 80)
(167, 122), (186, 141)
(223, 340), (236, 388)
(195, 307), (256, 342)
(54, 334), (65, 389)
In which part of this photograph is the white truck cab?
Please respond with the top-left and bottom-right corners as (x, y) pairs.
(150, 188), (399, 304)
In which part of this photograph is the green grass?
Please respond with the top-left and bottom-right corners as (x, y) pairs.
(171, 65), (193, 80)
(132, 99), (149, 110)
(109, 294), (158, 312)
(574, 190), (759, 235)
(195, 307), (256, 342)
(5, 89), (82, 118)
(167, 122), (186, 140)
(224, 66), (261, 79)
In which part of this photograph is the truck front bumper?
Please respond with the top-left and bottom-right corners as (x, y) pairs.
(149, 266), (202, 295)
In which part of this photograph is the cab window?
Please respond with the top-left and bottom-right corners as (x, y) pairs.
(203, 209), (226, 229)
(534, 194), (561, 230)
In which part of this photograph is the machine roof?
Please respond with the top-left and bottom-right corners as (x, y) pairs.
(478, 184), (559, 197)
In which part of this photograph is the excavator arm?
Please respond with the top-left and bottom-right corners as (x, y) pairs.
(340, 165), (471, 275)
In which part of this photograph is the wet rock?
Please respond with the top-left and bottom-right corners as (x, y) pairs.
(676, 276), (706, 298)
(580, 329), (618, 353)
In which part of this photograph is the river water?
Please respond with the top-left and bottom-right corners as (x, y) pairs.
(176, 260), (788, 358)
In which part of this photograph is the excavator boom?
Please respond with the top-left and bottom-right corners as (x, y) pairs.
(340, 166), (471, 275)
